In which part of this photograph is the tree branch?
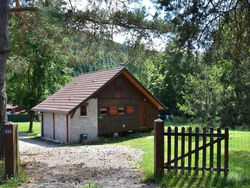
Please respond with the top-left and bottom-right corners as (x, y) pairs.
(8, 7), (38, 13)
(81, 17), (160, 33)
(0, 48), (11, 56)
(19, 13), (35, 29)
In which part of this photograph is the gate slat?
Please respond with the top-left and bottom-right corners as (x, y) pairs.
(174, 127), (178, 168)
(195, 127), (199, 169)
(181, 127), (185, 167)
(203, 127), (207, 169)
(217, 128), (221, 172)
(188, 127), (192, 169)
(210, 128), (214, 169)
(225, 128), (229, 172)
(167, 127), (171, 168)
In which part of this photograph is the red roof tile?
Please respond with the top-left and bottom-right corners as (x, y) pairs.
(32, 66), (166, 113)
(32, 67), (125, 113)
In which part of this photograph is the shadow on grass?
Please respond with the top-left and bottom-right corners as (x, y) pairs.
(155, 170), (229, 188)
(90, 131), (154, 146)
(154, 168), (250, 188)
(20, 131), (154, 148)
(19, 132), (39, 137)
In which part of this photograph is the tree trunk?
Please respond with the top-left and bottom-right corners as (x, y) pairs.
(0, 0), (9, 159)
(28, 112), (34, 132)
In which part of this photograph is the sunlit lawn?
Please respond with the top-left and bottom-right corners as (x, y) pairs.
(17, 122), (41, 136)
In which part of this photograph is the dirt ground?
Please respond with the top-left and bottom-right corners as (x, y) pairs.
(19, 135), (156, 188)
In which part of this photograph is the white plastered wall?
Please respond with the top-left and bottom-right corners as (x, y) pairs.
(55, 113), (66, 142)
(69, 98), (98, 143)
(43, 112), (53, 139)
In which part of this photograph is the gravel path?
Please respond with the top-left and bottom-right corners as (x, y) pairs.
(19, 135), (156, 188)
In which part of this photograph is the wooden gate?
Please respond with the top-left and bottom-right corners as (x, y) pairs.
(154, 119), (229, 174)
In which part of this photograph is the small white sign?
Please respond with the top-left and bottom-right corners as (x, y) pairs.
(5, 129), (12, 134)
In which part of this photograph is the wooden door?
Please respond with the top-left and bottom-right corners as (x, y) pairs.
(139, 104), (146, 127)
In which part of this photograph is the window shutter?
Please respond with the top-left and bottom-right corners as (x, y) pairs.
(126, 106), (134, 114)
(109, 106), (118, 115)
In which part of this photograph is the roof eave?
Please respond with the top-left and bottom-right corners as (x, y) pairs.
(32, 108), (69, 114)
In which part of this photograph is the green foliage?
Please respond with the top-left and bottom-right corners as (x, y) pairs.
(179, 65), (224, 127)
(170, 115), (187, 124)
(6, 4), (72, 128)
(153, 0), (249, 128)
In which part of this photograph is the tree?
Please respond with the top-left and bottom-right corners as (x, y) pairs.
(156, 0), (249, 127)
(156, 0), (249, 49)
(179, 65), (224, 126)
(0, 0), (37, 158)
(208, 7), (250, 127)
(0, 0), (9, 159)
(6, 5), (75, 132)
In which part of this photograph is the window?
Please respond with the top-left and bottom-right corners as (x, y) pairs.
(126, 106), (134, 114)
(118, 107), (125, 115)
(109, 106), (118, 115)
(100, 107), (108, 115)
(80, 104), (87, 116)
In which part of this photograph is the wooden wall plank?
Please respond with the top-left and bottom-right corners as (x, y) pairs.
(66, 114), (69, 143)
(53, 113), (55, 140)
(41, 112), (44, 137)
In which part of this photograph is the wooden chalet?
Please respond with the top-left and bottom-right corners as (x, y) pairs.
(32, 67), (166, 143)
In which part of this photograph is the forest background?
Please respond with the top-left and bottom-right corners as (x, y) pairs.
(4, 0), (250, 131)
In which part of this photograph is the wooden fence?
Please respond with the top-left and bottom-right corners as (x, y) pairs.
(154, 119), (229, 174)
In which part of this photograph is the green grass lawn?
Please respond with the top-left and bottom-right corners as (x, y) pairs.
(17, 122), (41, 136)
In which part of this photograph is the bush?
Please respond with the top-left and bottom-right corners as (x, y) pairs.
(170, 115), (187, 124)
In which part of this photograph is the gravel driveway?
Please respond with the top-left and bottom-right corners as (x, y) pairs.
(19, 135), (156, 188)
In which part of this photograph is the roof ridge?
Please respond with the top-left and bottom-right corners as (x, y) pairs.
(79, 66), (125, 76)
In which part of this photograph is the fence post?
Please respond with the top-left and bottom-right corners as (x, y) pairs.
(154, 118), (164, 175)
(4, 122), (17, 177)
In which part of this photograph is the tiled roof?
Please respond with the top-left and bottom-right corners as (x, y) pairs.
(32, 67), (125, 113)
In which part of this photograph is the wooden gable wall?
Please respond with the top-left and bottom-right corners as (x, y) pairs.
(95, 74), (158, 135)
